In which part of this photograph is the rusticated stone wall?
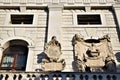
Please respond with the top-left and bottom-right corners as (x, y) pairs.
(61, 8), (120, 71)
(0, 8), (48, 71)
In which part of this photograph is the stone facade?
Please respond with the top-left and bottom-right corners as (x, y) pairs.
(0, 0), (120, 73)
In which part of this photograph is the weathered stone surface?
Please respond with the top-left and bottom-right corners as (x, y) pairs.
(0, 1), (120, 72)
(41, 36), (65, 71)
(45, 45), (62, 60)
(72, 34), (116, 72)
(41, 62), (63, 71)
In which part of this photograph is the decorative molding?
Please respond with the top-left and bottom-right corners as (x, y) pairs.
(0, 0), (116, 7)
(48, 4), (63, 11)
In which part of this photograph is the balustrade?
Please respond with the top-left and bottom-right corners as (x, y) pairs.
(0, 72), (119, 80)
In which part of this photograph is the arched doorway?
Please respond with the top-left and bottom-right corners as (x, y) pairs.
(0, 40), (28, 71)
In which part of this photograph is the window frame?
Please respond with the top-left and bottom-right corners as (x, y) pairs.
(0, 45), (28, 71)
(73, 13), (106, 27)
(11, 15), (34, 24)
(77, 15), (102, 25)
(5, 13), (37, 26)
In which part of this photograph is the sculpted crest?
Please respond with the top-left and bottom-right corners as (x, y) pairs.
(41, 36), (65, 71)
(72, 34), (116, 72)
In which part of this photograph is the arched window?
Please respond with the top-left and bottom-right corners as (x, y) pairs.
(0, 40), (28, 71)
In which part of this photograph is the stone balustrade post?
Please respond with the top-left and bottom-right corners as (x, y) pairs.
(45, 77), (49, 80)
(61, 74), (66, 80)
(58, 77), (62, 80)
(75, 74), (80, 80)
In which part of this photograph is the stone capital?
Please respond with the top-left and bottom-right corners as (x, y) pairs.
(48, 4), (63, 11)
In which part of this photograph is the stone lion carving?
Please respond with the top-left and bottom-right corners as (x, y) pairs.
(72, 34), (116, 72)
(41, 36), (65, 71)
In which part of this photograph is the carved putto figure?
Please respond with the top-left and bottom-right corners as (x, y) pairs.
(41, 36), (65, 71)
(72, 34), (116, 72)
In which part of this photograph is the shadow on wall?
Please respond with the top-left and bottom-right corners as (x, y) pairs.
(44, 8), (49, 46)
(115, 52), (120, 68)
(37, 52), (47, 63)
(115, 52), (120, 62)
(72, 61), (78, 72)
(35, 52), (48, 71)
(113, 10), (120, 42)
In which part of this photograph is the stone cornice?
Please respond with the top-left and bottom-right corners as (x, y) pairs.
(0, 0), (116, 8)
(48, 4), (63, 11)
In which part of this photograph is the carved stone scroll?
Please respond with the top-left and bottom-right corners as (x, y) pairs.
(72, 34), (116, 72)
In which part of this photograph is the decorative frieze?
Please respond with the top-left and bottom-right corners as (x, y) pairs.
(27, 0), (35, 3)
(60, 0), (67, 3)
(44, 0), (52, 3)
(83, 0), (90, 4)
(20, 0), (27, 4)
(12, 0), (20, 3)
(36, 0), (44, 4)
(0, 0), (116, 6)
(68, 0), (74, 4)
(53, 0), (59, 4)
(74, 0), (82, 3)
(99, 0), (106, 3)
(91, 0), (99, 3)
(3, 0), (11, 3)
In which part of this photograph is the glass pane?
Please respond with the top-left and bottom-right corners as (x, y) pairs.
(1, 55), (14, 67)
(16, 54), (26, 67)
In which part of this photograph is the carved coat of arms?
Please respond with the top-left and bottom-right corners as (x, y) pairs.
(72, 34), (116, 72)
(41, 36), (65, 71)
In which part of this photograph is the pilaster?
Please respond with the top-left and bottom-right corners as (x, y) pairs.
(47, 4), (63, 42)
(26, 46), (35, 72)
(113, 4), (120, 29)
(113, 3), (120, 72)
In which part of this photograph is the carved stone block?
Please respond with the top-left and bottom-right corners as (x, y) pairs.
(41, 62), (63, 71)
(85, 57), (105, 67)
